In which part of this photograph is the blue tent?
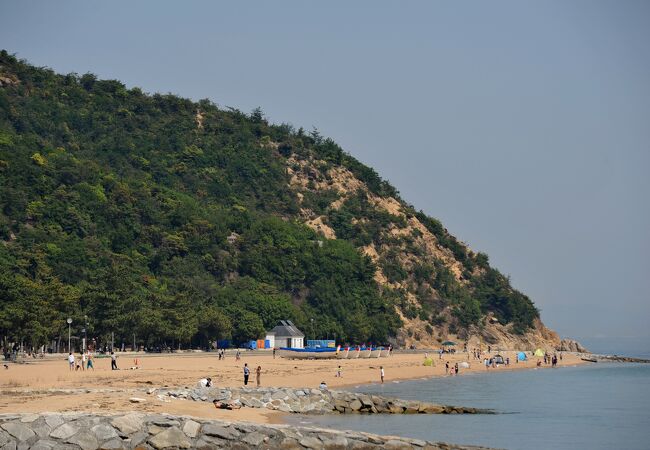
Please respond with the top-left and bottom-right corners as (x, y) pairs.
(517, 351), (527, 361)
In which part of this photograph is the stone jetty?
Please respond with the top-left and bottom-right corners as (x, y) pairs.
(0, 412), (493, 449)
(159, 386), (491, 415)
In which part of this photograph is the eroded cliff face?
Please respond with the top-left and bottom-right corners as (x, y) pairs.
(287, 152), (575, 350)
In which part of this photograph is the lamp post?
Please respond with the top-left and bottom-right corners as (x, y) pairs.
(66, 318), (72, 353)
(310, 318), (314, 341)
(83, 315), (88, 352)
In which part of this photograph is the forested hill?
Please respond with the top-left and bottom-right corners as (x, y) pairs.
(0, 51), (547, 351)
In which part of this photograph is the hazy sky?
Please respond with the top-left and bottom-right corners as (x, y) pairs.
(1, 1), (648, 344)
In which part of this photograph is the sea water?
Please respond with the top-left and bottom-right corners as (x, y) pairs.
(287, 363), (650, 449)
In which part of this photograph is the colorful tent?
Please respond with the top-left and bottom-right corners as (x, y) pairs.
(517, 352), (527, 361)
(534, 348), (545, 357)
(423, 358), (434, 366)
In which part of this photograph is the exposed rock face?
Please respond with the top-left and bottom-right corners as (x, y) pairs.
(0, 413), (493, 449)
(161, 386), (491, 415)
(558, 339), (589, 353)
(288, 152), (569, 350)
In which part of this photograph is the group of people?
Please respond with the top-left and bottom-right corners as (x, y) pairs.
(445, 361), (462, 375)
(542, 352), (560, 367)
(242, 363), (262, 386)
(67, 351), (95, 371)
(483, 356), (510, 368)
(66, 350), (122, 371)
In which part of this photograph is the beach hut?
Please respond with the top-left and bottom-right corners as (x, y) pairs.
(268, 320), (304, 349)
(534, 348), (545, 357)
(517, 351), (527, 361)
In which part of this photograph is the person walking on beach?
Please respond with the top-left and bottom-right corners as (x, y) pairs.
(110, 351), (118, 370)
(273, 348), (276, 359)
(243, 363), (250, 385)
(256, 365), (261, 387)
(380, 366), (385, 384)
(336, 365), (342, 378)
(81, 351), (87, 371)
(86, 351), (94, 371)
(68, 353), (75, 371)
(454, 362), (459, 375)
(445, 361), (449, 374)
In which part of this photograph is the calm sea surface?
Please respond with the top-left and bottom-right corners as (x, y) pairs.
(287, 363), (650, 449)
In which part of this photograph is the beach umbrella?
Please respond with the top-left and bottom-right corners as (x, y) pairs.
(441, 341), (456, 346)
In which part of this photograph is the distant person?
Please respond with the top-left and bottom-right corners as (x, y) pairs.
(213, 399), (241, 410)
(256, 365), (261, 387)
(68, 353), (75, 371)
(445, 361), (449, 374)
(336, 365), (342, 378)
(198, 377), (212, 388)
(110, 351), (118, 370)
(243, 363), (250, 385)
(273, 348), (276, 359)
(81, 352), (87, 371)
(380, 366), (385, 384)
(236, 350), (241, 361)
(455, 362), (459, 375)
(319, 381), (328, 390)
(86, 351), (94, 371)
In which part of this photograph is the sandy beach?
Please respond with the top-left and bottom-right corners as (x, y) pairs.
(0, 350), (585, 424)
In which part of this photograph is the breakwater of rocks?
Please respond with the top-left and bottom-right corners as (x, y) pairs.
(159, 386), (491, 415)
(0, 412), (491, 449)
(593, 355), (650, 363)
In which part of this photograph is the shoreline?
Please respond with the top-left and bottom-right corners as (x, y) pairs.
(0, 350), (588, 425)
